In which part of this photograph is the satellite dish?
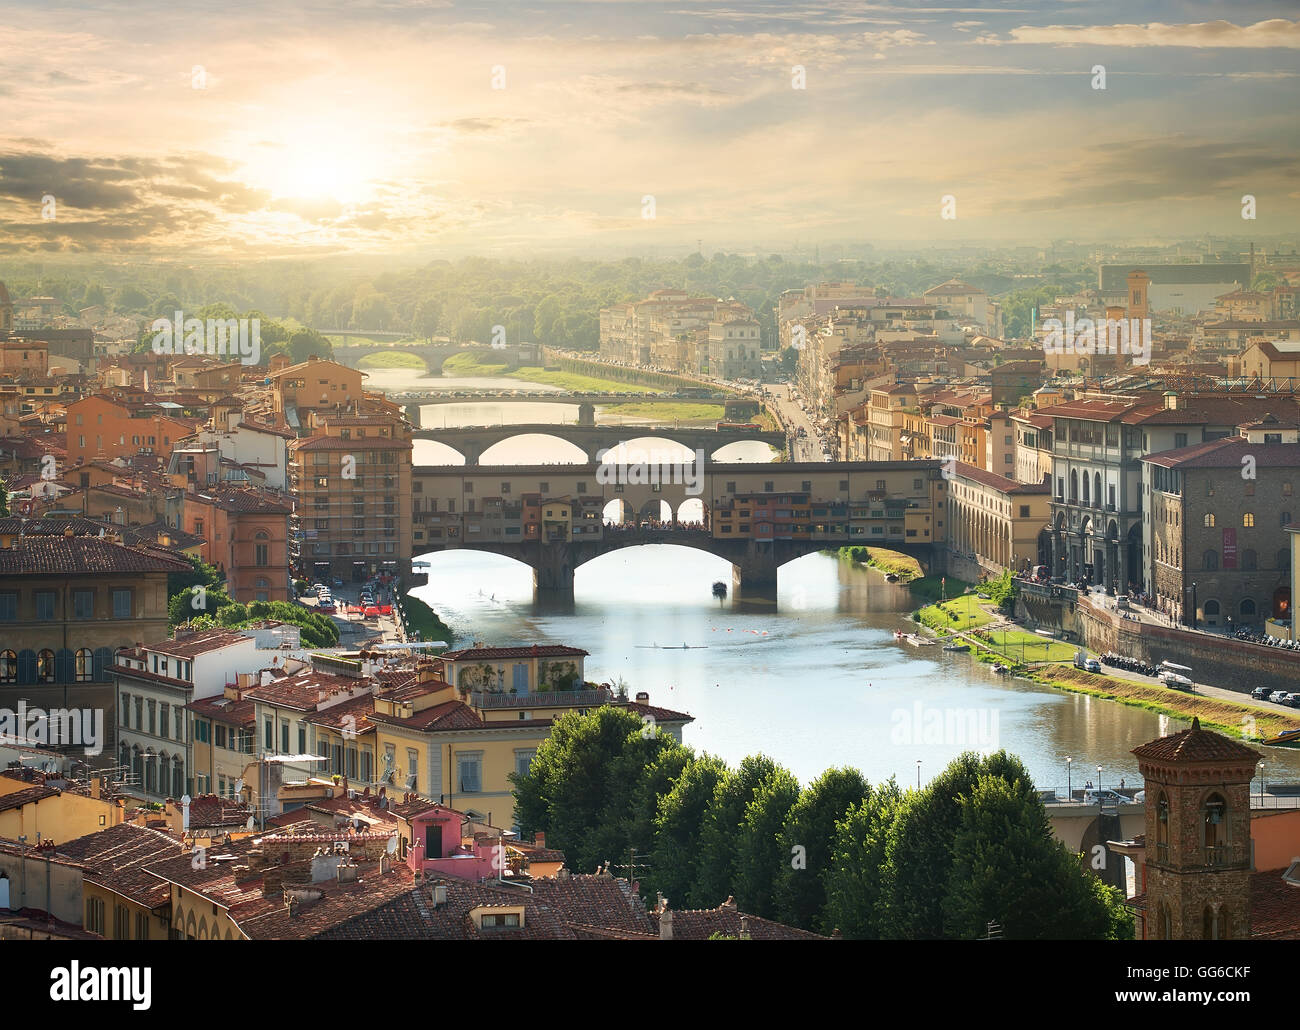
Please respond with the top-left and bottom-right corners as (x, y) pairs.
(234, 778), (244, 796)
(246, 816), (255, 830)
(386, 836), (398, 855)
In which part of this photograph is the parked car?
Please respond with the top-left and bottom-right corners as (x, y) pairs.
(1269, 690), (1291, 704)
(1287, 693), (1300, 709)
(312, 583), (328, 595)
(1082, 788), (1132, 806)
(1252, 686), (1273, 700)
(318, 602), (337, 614)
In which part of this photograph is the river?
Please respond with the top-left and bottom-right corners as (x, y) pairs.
(370, 366), (1300, 790)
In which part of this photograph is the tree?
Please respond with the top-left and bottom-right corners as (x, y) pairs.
(775, 767), (870, 931)
(695, 754), (791, 909)
(287, 328), (333, 364)
(824, 778), (904, 939)
(733, 763), (801, 918)
(647, 754), (729, 908)
(411, 298), (441, 341)
(511, 706), (678, 874)
(167, 583), (234, 627)
(879, 751), (1039, 939)
(167, 553), (224, 600)
(943, 774), (1132, 940)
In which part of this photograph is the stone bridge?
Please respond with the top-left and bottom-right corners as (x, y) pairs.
(329, 341), (490, 374)
(411, 423), (788, 465)
(409, 460), (945, 602)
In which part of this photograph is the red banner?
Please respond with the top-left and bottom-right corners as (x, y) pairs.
(1223, 527), (1237, 569)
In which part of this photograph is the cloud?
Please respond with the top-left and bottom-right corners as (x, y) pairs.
(978, 18), (1300, 49)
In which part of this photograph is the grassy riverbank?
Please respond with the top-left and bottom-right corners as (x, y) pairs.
(399, 593), (456, 647)
(916, 593), (997, 633)
(442, 352), (666, 394)
(603, 402), (726, 422)
(1025, 666), (1299, 742)
(357, 350), (427, 369)
(836, 545), (924, 580)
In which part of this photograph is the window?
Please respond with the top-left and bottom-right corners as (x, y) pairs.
(35, 590), (56, 620)
(37, 649), (55, 682)
(515, 749), (536, 778)
(1203, 513), (1215, 528)
(255, 544), (268, 566)
(1241, 549), (1257, 572)
(480, 912), (521, 929)
(1203, 549), (1219, 570)
(1240, 598), (1257, 618)
(264, 719), (273, 750)
(86, 897), (105, 935)
(74, 590), (94, 619)
(1243, 513), (1255, 528)
(1174, 433), (1188, 449)
(458, 751), (483, 793)
(75, 648), (93, 682)
(112, 589), (132, 619)
(0, 650), (16, 683)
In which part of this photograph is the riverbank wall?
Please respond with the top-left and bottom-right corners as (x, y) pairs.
(1074, 594), (1300, 696)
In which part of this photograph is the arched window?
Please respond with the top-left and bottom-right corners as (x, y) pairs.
(36, 649), (55, 683)
(1070, 470), (1078, 502)
(1240, 598), (1257, 618)
(1094, 472), (1102, 506)
(0, 650), (15, 683)
(1204, 793), (1228, 864)
(1203, 549), (1219, 570)
(75, 648), (93, 682)
(1156, 794), (1170, 860)
(1281, 511), (1292, 528)
(1204, 599), (1221, 617)
(1204, 513), (1216, 528)
(255, 530), (269, 540)
(1243, 512), (1255, 528)
(1203, 906), (1219, 941)
(1242, 549), (1257, 571)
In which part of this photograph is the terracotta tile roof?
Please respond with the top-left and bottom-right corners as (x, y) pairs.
(368, 699), (485, 732)
(244, 668), (372, 712)
(185, 794), (256, 829)
(1144, 436), (1300, 470)
(951, 461), (1050, 495)
(1131, 717), (1262, 764)
(184, 696), (254, 731)
(1249, 869), (1300, 940)
(0, 535), (192, 576)
(302, 694), (375, 733)
(144, 629), (255, 660)
(650, 903), (828, 940)
(57, 824), (182, 909)
(187, 487), (294, 514)
(0, 784), (59, 812)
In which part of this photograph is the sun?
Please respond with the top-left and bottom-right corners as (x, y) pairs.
(238, 120), (385, 205)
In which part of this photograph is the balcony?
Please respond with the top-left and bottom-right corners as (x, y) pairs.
(469, 688), (612, 709)
(1204, 843), (1233, 868)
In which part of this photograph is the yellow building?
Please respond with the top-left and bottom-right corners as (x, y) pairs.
(0, 771), (125, 843)
(369, 674), (691, 825)
(947, 462), (1052, 576)
(542, 498), (573, 541)
(57, 822), (181, 940)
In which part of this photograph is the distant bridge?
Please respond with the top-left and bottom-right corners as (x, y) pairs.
(328, 341), (489, 374)
(400, 391), (733, 408)
(411, 423), (787, 465)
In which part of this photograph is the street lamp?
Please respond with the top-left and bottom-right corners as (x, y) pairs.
(916, 760), (922, 790)
(1259, 761), (1266, 803)
(1066, 756), (1072, 800)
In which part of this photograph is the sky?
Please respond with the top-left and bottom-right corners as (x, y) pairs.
(0, 0), (1297, 258)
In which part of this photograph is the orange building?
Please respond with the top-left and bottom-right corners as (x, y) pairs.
(65, 394), (193, 467)
(267, 356), (365, 430)
(181, 486), (295, 602)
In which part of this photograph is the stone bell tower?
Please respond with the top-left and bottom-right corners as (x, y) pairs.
(1132, 717), (1259, 940)
(0, 281), (12, 337)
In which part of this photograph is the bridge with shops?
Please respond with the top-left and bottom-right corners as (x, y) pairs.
(408, 460), (943, 601)
(411, 423), (788, 465)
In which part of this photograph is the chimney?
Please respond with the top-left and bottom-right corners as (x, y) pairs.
(337, 860), (359, 884)
(721, 896), (737, 910)
(534, 831), (545, 849)
(431, 884), (448, 908)
(659, 908), (673, 941)
(740, 915), (751, 940)
(635, 691), (649, 704)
